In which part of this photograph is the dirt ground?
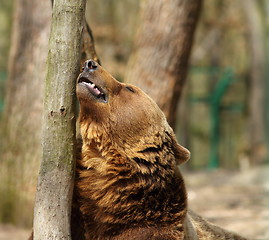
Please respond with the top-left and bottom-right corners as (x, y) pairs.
(0, 224), (30, 240)
(0, 166), (268, 240)
(185, 166), (269, 240)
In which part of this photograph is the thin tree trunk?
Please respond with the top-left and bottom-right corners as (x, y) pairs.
(125, 0), (202, 129)
(80, 21), (101, 67)
(33, 0), (86, 239)
(241, 0), (266, 164)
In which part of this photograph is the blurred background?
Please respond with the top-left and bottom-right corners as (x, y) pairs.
(0, 0), (268, 239)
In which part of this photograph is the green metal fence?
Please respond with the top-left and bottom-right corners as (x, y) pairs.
(189, 67), (245, 169)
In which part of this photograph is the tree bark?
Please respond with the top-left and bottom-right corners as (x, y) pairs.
(241, 0), (266, 164)
(125, 0), (202, 129)
(33, 0), (86, 239)
(0, 0), (51, 225)
(264, 0), (269, 162)
(80, 21), (101, 67)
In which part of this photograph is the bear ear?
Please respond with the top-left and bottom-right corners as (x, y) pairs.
(175, 143), (191, 165)
(171, 137), (190, 165)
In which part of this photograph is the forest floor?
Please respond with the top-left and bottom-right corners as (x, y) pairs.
(185, 165), (269, 240)
(0, 166), (268, 240)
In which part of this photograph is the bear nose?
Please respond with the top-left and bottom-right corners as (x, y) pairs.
(82, 59), (98, 72)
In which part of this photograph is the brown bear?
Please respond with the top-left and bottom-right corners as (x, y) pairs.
(72, 59), (248, 240)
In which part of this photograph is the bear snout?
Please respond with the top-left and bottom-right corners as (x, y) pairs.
(82, 59), (98, 72)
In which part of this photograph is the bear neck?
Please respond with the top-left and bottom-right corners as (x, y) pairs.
(76, 124), (188, 238)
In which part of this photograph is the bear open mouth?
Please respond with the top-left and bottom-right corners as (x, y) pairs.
(78, 77), (107, 103)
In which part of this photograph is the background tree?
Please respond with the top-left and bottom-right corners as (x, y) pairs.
(241, 0), (267, 164)
(33, 0), (86, 239)
(0, 0), (51, 226)
(125, 0), (203, 129)
(263, 0), (269, 159)
(0, 1), (13, 74)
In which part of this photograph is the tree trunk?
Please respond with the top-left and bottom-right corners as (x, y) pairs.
(264, 0), (269, 163)
(33, 0), (86, 239)
(125, 0), (202, 129)
(241, 0), (267, 164)
(80, 21), (101, 67)
(0, 0), (51, 226)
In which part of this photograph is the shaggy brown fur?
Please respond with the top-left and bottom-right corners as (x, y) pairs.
(72, 60), (248, 240)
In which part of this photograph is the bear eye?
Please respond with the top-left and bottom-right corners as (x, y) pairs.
(125, 86), (135, 93)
